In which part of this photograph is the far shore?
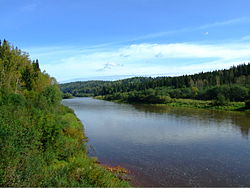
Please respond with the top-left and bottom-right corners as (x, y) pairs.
(93, 96), (250, 112)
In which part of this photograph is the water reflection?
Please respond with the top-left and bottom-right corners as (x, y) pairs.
(132, 104), (250, 139)
(62, 98), (250, 187)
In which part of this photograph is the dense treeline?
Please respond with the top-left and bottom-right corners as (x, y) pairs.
(0, 40), (129, 187)
(61, 80), (111, 97)
(61, 63), (250, 106)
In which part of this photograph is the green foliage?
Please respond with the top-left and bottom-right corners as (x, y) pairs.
(60, 80), (110, 96)
(213, 93), (229, 106)
(229, 85), (248, 101)
(65, 64), (249, 112)
(41, 85), (62, 105)
(63, 92), (74, 99)
(7, 93), (26, 105)
(61, 63), (250, 103)
(163, 96), (173, 103)
(245, 100), (250, 109)
(0, 40), (129, 187)
(200, 85), (249, 102)
(191, 86), (199, 97)
(61, 64), (250, 110)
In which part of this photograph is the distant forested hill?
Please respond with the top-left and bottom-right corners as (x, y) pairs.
(61, 80), (111, 97)
(61, 63), (250, 103)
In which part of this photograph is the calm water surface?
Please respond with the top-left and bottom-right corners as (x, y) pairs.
(62, 97), (250, 187)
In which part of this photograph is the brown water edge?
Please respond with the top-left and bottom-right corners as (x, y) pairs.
(91, 158), (133, 183)
(95, 158), (165, 187)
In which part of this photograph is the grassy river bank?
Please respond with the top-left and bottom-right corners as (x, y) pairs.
(94, 96), (250, 112)
(0, 40), (130, 187)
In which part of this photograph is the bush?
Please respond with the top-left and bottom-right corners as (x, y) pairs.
(161, 96), (172, 103)
(245, 100), (250, 109)
(63, 93), (73, 99)
(7, 93), (26, 106)
(42, 85), (62, 105)
(229, 85), (248, 101)
(213, 93), (228, 106)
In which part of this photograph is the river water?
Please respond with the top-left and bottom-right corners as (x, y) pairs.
(62, 97), (250, 187)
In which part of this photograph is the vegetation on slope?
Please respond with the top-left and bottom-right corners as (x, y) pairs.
(0, 40), (129, 187)
(61, 80), (111, 97)
(61, 64), (250, 111)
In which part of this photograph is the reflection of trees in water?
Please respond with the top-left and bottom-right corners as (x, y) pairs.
(234, 118), (250, 138)
(240, 127), (249, 139)
(131, 104), (250, 139)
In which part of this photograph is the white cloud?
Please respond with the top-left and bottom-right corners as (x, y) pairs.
(104, 43), (250, 60)
(29, 42), (250, 82)
(20, 1), (39, 12)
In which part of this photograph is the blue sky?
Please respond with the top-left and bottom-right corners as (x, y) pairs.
(1, 0), (250, 82)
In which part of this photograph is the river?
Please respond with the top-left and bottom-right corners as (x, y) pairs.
(62, 97), (250, 187)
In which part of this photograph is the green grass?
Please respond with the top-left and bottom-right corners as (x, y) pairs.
(95, 96), (247, 112)
(48, 108), (130, 187)
(0, 101), (130, 187)
(94, 96), (105, 100)
(165, 98), (246, 111)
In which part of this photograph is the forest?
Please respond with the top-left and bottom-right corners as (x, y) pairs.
(61, 63), (250, 110)
(0, 40), (129, 187)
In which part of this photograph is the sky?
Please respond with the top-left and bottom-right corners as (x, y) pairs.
(1, 0), (250, 82)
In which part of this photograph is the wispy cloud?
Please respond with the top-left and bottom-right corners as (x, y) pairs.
(198, 17), (250, 29)
(123, 17), (250, 42)
(241, 35), (250, 41)
(27, 16), (248, 51)
(33, 41), (250, 82)
(20, 1), (39, 12)
(97, 62), (123, 71)
(25, 16), (250, 82)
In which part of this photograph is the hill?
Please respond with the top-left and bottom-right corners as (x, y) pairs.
(60, 63), (250, 108)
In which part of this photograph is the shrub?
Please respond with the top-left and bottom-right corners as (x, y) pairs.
(161, 96), (172, 103)
(63, 93), (73, 99)
(245, 100), (250, 109)
(7, 93), (26, 106)
(213, 93), (228, 106)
